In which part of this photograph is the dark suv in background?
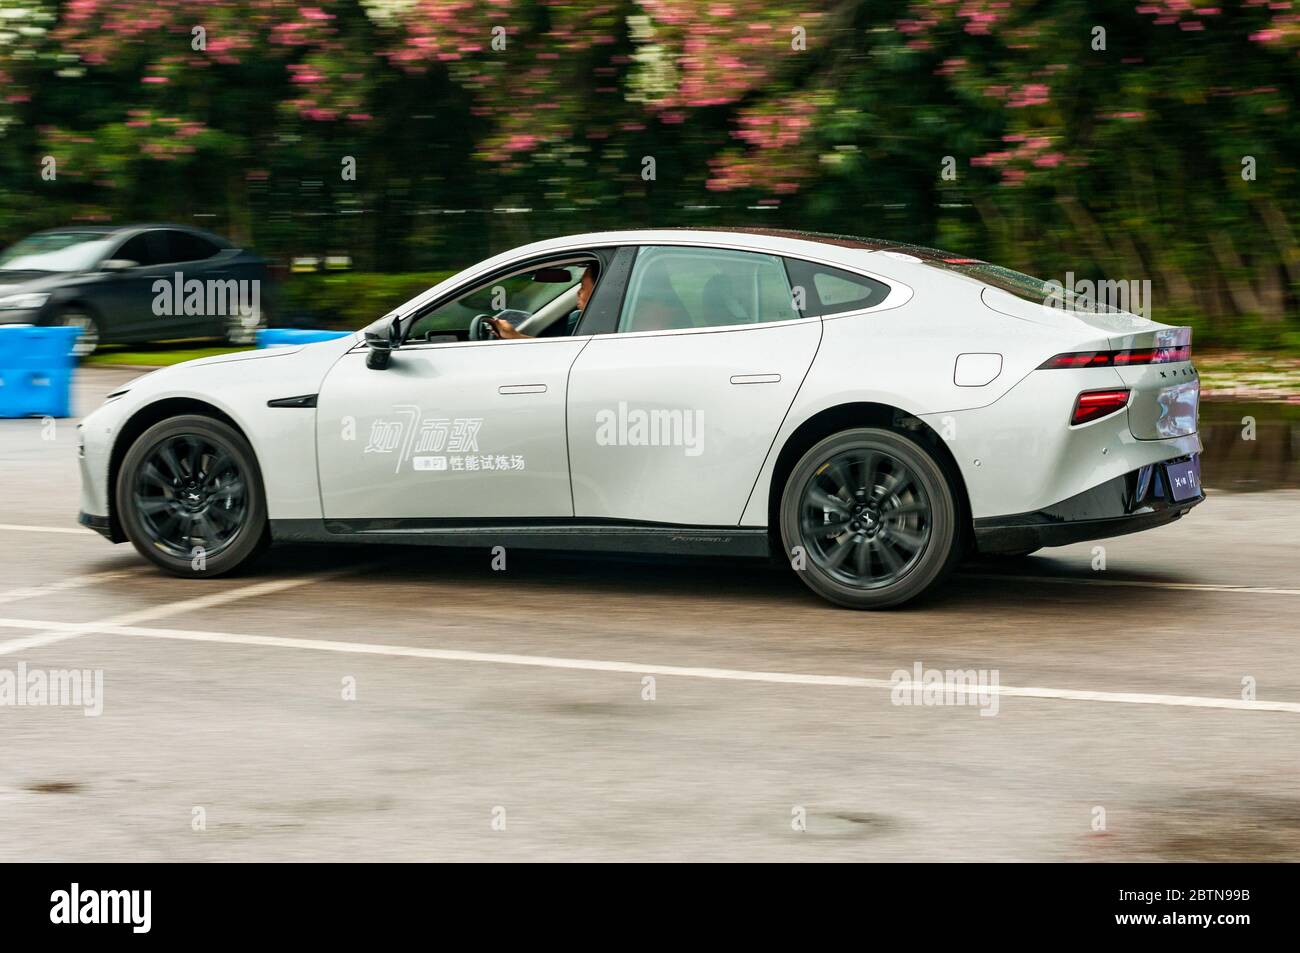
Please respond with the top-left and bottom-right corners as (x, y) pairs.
(0, 225), (268, 356)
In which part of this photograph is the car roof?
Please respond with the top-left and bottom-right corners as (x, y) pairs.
(446, 228), (989, 297)
(385, 227), (972, 324)
(25, 224), (234, 249)
(495, 227), (982, 267)
(28, 225), (121, 235)
(31, 223), (226, 237)
(682, 227), (982, 262)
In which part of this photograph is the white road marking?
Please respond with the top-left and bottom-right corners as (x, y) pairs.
(0, 570), (366, 657)
(0, 523), (91, 535)
(0, 570), (133, 606)
(0, 617), (1295, 714)
(956, 573), (1300, 596)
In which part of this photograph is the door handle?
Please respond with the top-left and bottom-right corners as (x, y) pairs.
(730, 374), (782, 385)
(498, 384), (547, 395)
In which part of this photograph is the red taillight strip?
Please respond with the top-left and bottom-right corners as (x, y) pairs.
(1071, 388), (1131, 426)
(1039, 345), (1191, 369)
(1114, 345), (1191, 365)
(1041, 352), (1112, 369)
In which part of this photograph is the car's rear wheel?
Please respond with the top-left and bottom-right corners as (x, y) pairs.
(59, 309), (100, 358)
(779, 427), (962, 609)
(116, 415), (269, 577)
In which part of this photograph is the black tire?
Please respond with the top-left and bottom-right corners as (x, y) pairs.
(58, 308), (100, 358)
(115, 415), (269, 577)
(778, 427), (962, 609)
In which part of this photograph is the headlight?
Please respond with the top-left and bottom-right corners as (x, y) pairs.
(0, 292), (51, 311)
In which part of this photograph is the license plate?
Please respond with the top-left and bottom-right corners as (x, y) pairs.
(1165, 456), (1201, 502)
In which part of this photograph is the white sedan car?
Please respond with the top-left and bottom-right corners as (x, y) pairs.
(77, 229), (1203, 608)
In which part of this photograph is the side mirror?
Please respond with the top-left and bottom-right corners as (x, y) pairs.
(100, 259), (138, 273)
(365, 329), (393, 370)
(365, 316), (401, 370)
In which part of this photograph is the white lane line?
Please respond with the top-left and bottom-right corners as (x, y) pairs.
(0, 569), (366, 657)
(0, 618), (1293, 715)
(956, 573), (1300, 596)
(0, 570), (133, 606)
(0, 523), (91, 535)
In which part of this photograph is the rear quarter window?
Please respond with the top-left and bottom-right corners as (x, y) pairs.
(784, 259), (890, 317)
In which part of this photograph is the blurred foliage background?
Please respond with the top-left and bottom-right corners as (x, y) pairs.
(0, 0), (1297, 348)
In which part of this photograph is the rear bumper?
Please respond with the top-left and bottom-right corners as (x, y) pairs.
(974, 453), (1204, 553)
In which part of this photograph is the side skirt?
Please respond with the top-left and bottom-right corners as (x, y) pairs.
(270, 518), (772, 558)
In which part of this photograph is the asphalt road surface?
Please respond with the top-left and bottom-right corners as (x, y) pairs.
(1, 367), (1297, 861)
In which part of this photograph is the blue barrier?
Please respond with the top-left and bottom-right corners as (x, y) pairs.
(257, 328), (354, 348)
(0, 325), (80, 418)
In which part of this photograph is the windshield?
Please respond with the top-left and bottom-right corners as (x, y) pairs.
(0, 231), (116, 273)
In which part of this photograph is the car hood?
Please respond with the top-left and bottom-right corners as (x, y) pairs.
(184, 345), (309, 368)
(123, 332), (360, 396)
(0, 271), (70, 294)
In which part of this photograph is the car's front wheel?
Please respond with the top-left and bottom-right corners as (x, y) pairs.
(116, 415), (269, 577)
(58, 308), (100, 358)
(223, 305), (265, 346)
(779, 427), (962, 609)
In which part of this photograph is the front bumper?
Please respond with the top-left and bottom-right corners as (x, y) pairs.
(77, 403), (126, 542)
(78, 510), (117, 540)
(974, 453), (1204, 553)
(0, 309), (45, 324)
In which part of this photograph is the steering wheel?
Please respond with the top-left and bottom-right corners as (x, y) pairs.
(469, 313), (499, 341)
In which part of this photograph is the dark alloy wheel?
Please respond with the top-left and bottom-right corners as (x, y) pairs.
(780, 427), (962, 609)
(59, 309), (100, 358)
(116, 415), (269, 577)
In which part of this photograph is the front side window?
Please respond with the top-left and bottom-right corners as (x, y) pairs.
(617, 246), (800, 333)
(115, 233), (165, 268)
(405, 261), (590, 341)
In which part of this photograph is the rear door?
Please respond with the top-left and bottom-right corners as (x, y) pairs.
(149, 229), (229, 338)
(566, 244), (821, 526)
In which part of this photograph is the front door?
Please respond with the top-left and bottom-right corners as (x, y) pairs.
(316, 337), (585, 520)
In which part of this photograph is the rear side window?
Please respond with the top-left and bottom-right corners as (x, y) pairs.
(784, 259), (890, 317)
(617, 245), (800, 333)
(162, 230), (220, 263)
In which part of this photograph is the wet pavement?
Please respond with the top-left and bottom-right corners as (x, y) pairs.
(0, 368), (1296, 861)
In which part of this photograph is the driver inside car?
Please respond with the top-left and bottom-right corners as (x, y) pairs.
(489, 262), (597, 339)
